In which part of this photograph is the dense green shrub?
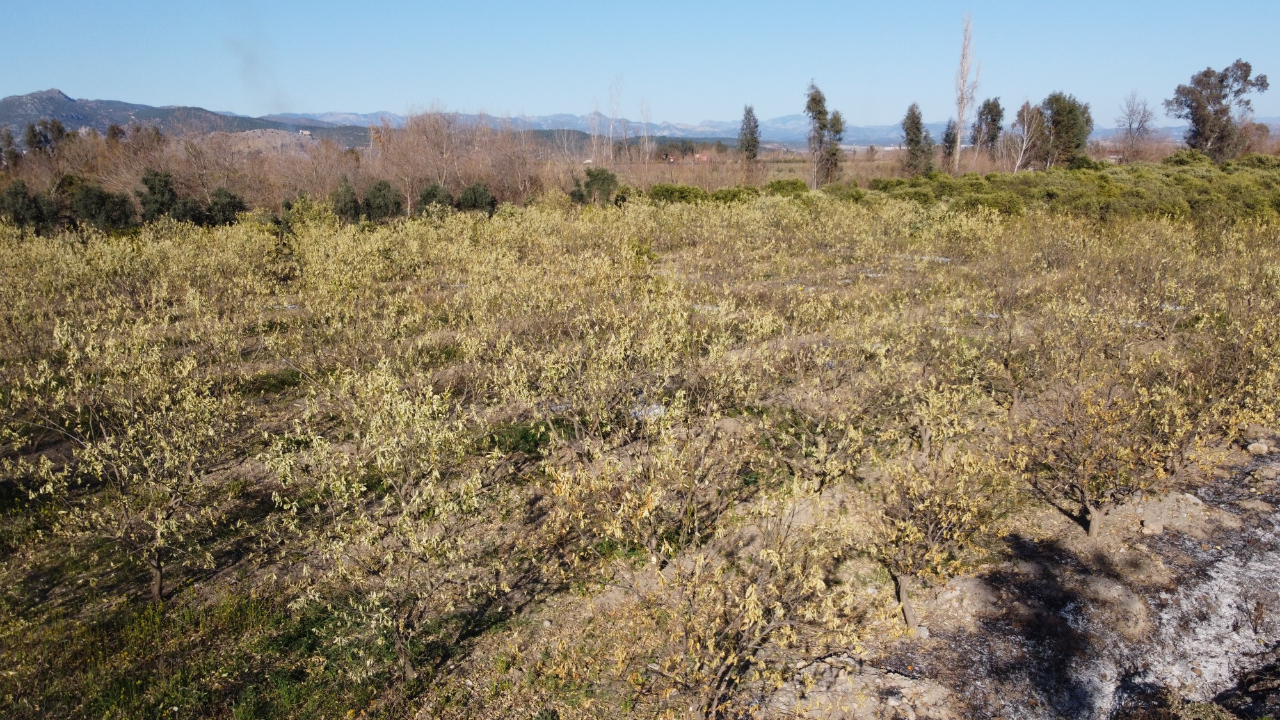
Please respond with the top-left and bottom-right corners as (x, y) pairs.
(864, 160), (1280, 223)
(1231, 154), (1280, 171)
(132, 169), (235, 226)
(570, 168), (619, 206)
(457, 183), (496, 215)
(0, 180), (57, 233)
(363, 180), (403, 221)
(1067, 155), (1105, 171)
(331, 177), (361, 223)
(1163, 150), (1214, 167)
(136, 169), (180, 222)
(950, 191), (1025, 216)
(647, 183), (709, 204)
(417, 182), (453, 212)
(171, 197), (209, 225)
(709, 184), (761, 203)
(868, 178), (908, 192)
(70, 184), (136, 231)
(820, 181), (866, 202)
(207, 187), (247, 226)
(763, 178), (809, 198)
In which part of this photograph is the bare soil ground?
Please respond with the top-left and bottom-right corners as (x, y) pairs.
(766, 445), (1280, 719)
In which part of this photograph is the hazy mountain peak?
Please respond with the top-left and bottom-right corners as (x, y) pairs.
(32, 88), (74, 102)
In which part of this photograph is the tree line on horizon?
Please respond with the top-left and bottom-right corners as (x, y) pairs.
(735, 47), (1270, 186)
(0, 31), (1273, 235)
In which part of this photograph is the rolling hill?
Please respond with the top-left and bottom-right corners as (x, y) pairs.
(0, 89), (371, 148)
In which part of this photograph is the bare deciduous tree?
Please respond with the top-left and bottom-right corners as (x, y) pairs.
(608, 76), (623, 162)
(1115, 91), (1155, 163)
(639, 99), (653, 184)
(1010, 101), (1047, 173)
(589, 99), (602, 163)
(953, 14), (979, 173)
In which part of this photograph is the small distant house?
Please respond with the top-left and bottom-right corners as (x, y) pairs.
(299, 130), (312, 136)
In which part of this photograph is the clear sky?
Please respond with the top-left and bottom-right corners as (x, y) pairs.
(4, 0), (1278, 127)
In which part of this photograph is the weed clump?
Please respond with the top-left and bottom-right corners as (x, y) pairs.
(647, 182), (709, 204)
(764, 177), (809, 197)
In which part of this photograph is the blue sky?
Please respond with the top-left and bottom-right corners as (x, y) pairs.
(4, 0), (1278, 126)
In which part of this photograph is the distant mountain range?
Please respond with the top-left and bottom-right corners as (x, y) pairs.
(0, 89), (993, 148)
(237, 109), (947, 145)
(210, 108), (951, 146)
(6, 89), (1276, 150)
(0, 90), (370, 147)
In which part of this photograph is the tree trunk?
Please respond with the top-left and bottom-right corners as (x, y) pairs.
(895, 574), (918, 632)
(1085, 502), (1103, 537)
(395, 623), (418, 681)
(151, 556), (164, 604)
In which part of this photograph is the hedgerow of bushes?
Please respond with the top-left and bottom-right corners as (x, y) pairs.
(0, 168), (247, 234)
(868, 152), (1280, 223)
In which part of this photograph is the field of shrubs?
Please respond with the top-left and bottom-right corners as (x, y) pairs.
(3, 178), (1280, 717)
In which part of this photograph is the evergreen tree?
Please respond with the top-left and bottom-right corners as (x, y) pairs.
(822, 110), (844, 183)
(171, 197), (209, 225)
(70, 184), (136, 231)
(1041, 93), (1093, 167)
(1165, 59), (1269, 161)
(901, 103), (935, 176)
(417, 183), (453, 213)
(0, 128), (19, 171)
(136, 169), (179, 222)
(0, 180), (57, 234)
(23, 119), (67, 155)
(738, 105), (761, 162)
(971, 98), (1004, 154)
(207, 187), (247, 226)
(805, 83), (829, 187)
(331, 176), (362, 223)
(805, 83), (845, 186)
(457, 183), (496, 216)
(941, 119), (960, 168)
(364, 180), (403, 221)
(570, 168), (619, 207)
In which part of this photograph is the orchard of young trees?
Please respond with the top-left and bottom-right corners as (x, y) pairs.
(3, 14), (1280, 720)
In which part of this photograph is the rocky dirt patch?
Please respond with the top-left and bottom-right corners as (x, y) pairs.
(768, 457), (1280, 719)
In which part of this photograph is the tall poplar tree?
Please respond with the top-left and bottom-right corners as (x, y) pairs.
(901, 103), (935, 176)
(941, 119), (959, 168)
(738, 105), (761, 162)
(805, 83), (845, 186)
(971, 98), (1004, 155)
